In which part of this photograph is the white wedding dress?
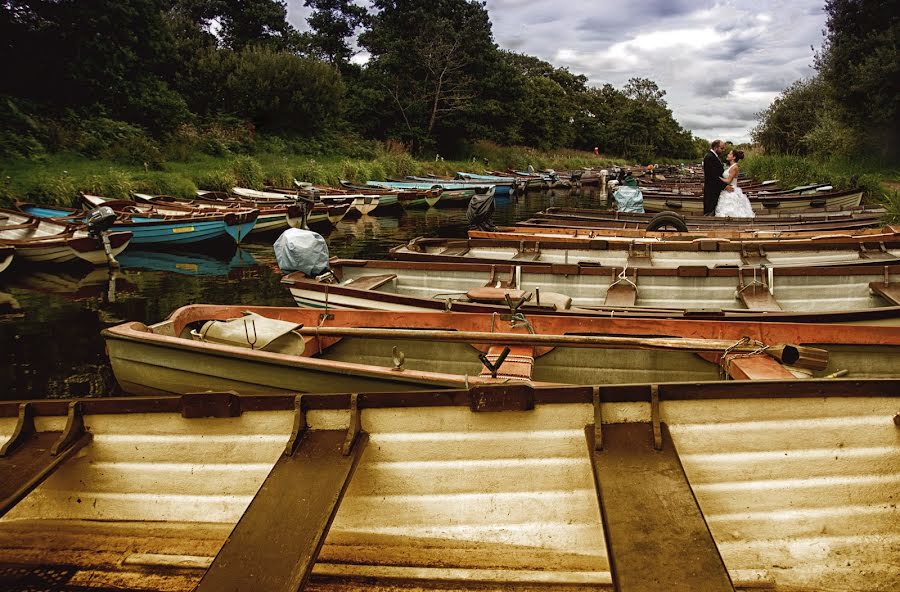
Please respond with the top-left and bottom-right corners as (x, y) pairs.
(714, 164), (755, 218)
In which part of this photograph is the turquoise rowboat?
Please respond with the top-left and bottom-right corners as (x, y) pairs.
(20, 201), (258, 246)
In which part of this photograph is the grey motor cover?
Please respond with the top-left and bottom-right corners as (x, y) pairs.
(274, 228), (330, 275)
(613, 186), (644, 213)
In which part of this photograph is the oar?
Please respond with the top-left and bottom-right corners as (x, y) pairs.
(293, 325), (824, 358)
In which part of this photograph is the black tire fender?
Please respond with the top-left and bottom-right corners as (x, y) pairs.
(646, 210), (688, 232)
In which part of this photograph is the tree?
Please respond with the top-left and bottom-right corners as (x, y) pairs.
(304, 0), (369, 67)
(815, 0), (899, 157)
(623, 77), (666, 106)
(358, 0), (497, 151)
(751, 78), (827, 155)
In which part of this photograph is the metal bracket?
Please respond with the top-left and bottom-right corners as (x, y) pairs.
(51, 401), (86, 456)
(651, 385), (662, 450)
(479, 346), (511, 378)
(391, 346), (405, 371)
(592, 386), (603, 451)
(284, 394), (307, 457)
(342, 393), (361, 456)
(504, 292), (531, 314)
(0, 402), (35, 457)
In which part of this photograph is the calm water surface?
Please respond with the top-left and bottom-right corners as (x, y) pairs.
(1, 190), (604, 399)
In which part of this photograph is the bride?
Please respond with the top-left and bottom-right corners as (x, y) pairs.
(714, 149), (755, 218)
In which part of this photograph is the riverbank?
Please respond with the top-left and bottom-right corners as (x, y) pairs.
(0, 143), (628, 208)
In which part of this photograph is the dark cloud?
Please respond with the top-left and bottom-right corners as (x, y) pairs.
(746, 76), (794, 93)
(694, 76), (735, 98)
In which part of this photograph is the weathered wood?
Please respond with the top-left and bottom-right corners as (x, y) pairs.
(725, 354), (796, 380)
(439, 246), (470, 256)
(870, 282), (900, 306)
(586, 423), (734, 592)
(344, 274), (397, 291)
(604, 283), (637, 307)
(197, 429), (367, 592)
(737, 285), (782, 311)
(0, 431), (91, 518)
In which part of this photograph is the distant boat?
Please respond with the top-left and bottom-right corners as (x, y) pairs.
(133, 193), (302, 235)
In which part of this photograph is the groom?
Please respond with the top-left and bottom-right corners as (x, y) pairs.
(703, 139), (731, 215)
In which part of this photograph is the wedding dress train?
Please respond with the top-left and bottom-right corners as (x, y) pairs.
(714, 164), (755, 218)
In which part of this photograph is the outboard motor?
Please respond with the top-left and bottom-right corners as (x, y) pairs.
(86, 206), (120, 267)
(274, 228), (331, 278)
(466, 187), (497, 232)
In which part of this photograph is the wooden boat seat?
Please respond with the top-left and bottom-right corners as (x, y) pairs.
(343, 274), (397, 291)
(439, 245), (470, 256)
(478, 345), (535, 380)
(197, 429), (368, 592)
(587, 423), (734, 591)
(512, 249), (541, 261)
(1, 428), (91, 519)
(604, 283), (637, 307)
(534, 291), (572, 310)
(869, 282), (900, 306)
(737, 285), (782, 311)
(465, 287), (526, 303)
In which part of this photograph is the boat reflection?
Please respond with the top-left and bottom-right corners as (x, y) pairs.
(117, 247), (261, 277)
(2, 267), (136, 303)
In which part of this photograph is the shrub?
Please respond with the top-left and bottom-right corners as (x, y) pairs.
(293, 159), (328, 185)
(132, 172), (197, 198)
(192, 169), (237, 192)
(265, 163), (295, 188)
(229, 155), (264, 189)
(83, 169), (135, 199)
(27, 172), (79, 206)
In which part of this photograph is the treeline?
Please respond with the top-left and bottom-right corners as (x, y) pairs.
(752, 0), (898, 162)
(0, 0), (699, 162)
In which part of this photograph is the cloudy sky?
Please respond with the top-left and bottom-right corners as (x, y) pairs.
(286, 0), (827, 143)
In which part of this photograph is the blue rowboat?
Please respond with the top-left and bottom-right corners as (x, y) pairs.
(19, 200), (258, 246)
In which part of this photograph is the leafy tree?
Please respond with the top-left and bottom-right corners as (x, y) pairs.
(304, 0), (369, 66)
(170, 0), (302, 51)
(751, 78), (827, 155)
(815, 0), (899, 157)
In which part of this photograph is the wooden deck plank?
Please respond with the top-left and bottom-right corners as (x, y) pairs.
(725, 354), (796, 380)
(586, 423), (734, 592)
(344, 274), (397, 291)
(0, 431), (91, 518)
(604, 283), (637, 307)
(196, 430), (368, 592)
(870, 282), (900, 306)
(737, 285), (782, 311)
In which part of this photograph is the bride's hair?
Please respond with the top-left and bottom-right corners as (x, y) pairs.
(732, 150), (745, 162)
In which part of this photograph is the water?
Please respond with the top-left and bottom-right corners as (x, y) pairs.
(1, 190), (603, 400)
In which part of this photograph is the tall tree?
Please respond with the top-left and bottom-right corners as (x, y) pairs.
(304, 0), (369, 66)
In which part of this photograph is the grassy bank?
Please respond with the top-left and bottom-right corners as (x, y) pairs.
(0, 142), (627, 208)
(742, 154), (900, 221)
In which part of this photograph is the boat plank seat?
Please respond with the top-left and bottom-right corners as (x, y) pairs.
(512, 249), (541, 261)
(604, 283), (637, 307)
(587, 423), (734, 592)
(724, 354), (796, 380)
(478, 345), (535, 380)
(869, 282), (900, 306)
(439, 244), (470, 256)
(0, 431), (91, 519)
(343, 274), (397, 291)
(197, 429), (368, 592)
(465, 287), (526, 303)
(737, 285), (782, 311)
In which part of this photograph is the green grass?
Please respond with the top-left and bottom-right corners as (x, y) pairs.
(0, 143), (629, 207)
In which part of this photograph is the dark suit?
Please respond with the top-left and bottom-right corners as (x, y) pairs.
(703, 151), (726, 215)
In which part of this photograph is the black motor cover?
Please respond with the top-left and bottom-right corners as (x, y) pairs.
(86, 206), (117, 236)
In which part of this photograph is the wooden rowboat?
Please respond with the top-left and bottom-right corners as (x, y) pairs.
(133, 193), (303, 235)
(523, 206), (887, 232)
(282, 259), (900, 324)
(0, 245), (13, 275)
(641, 188), (863, 214)
(0, 209), (132, 265)
(391, 236), (900, 269)
(103, 305), (900, 395)
(3, 381), (895, 591)
(468, 225), (900, 244)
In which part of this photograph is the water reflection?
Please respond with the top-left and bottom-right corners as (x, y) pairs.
(1, 189), (607, 399)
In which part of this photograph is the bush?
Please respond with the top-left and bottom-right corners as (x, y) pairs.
(264, 162), (295, 188)
(229, 155), (264, 189)
(192, 169), (237, 192)
(293, 159), (328, 185)
(83, 169), (134, 199)
(27, 172), (79, 206)
(132, 172), (197, 198)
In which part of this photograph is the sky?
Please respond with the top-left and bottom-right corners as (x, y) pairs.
(285, 0), (828, 144)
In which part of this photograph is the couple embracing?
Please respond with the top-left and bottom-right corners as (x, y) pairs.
(703, 139), (754, 217)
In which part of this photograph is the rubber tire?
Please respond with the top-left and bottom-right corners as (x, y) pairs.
(646, 211), (688, 232)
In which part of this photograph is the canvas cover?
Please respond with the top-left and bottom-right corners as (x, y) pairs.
(273, 228), (330, 276)
(613, 186), (644, 213)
